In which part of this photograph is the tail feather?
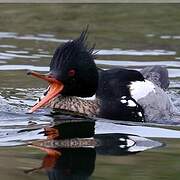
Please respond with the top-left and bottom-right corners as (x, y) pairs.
(140, 65), (169, 90)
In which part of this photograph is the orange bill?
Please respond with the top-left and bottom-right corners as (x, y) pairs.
(28, 71), (64, 113)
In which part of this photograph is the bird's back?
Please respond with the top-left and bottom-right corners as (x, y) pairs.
(96, 68), (145, 121)
(96, 66), (176, 122)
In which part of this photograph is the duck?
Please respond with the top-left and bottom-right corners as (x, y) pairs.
(28, 29), (177, 122)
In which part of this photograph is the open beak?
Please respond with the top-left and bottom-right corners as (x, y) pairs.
(27, 71), (64, 113)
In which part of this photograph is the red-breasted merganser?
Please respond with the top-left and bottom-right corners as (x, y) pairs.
(28, 30), (177, 122)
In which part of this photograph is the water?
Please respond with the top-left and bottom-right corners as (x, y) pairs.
(0, 4), (180, 180)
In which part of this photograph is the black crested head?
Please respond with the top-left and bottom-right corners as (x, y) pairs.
(49, 29), (98, 97)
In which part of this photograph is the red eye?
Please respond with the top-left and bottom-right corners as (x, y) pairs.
(68, 69), (76, 77)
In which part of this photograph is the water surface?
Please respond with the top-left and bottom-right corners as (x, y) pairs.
(0, 4), (180, 180)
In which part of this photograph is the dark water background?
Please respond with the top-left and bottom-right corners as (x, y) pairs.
(0, 4), (180, 180)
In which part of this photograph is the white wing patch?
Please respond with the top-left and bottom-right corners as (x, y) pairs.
(129, 80), (155, 101)
(120, 97), (138, 107)
(138, 112), (143, 117)
(120, 99), (127, 104)
(127, 100), (137, 107)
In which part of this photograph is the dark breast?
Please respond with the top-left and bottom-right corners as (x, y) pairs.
(96, 68), (145, 122)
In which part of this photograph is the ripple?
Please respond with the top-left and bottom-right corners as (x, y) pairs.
(15, 35), (68, 43)
(0, 65), (49, 71)
(37, 33), (55, 38)
(0, 55), (13, 60)
(0, 52), (39, 59)
(0, 128), (46, 146)
(160, 35), (180, 40)
(31, 54), (51, 58)
(6, 50), (29, 54)
(96, 49), (176, 56)
(0, 52), (51, 60)
(168, 69), (180, 78)
(160, 35), (172, 39)
(146, 34), (155, 37)
(96, 60), (180, 68)
(0, 32), (69, 43)
(0, 45), (16, 48)
(0, 32), (17, 38)
(95, 121), (180, 138)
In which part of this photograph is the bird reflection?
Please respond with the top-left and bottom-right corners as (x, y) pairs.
(25, 118), (96, 180)
(25, 116), (162, 179)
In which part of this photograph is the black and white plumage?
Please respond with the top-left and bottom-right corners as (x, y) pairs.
(96, 66), (177, 122)
(31, 29), (178, 122)
(96, 68), (145, 121)
(128, 76), (177, 122)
